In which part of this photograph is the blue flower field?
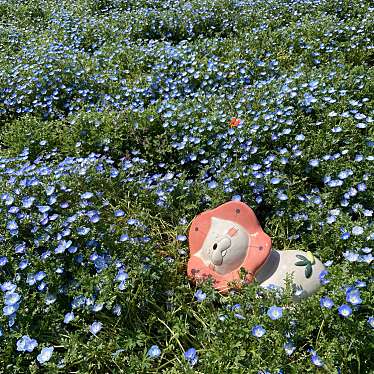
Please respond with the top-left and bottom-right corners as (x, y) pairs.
(0, 0), (373, 372)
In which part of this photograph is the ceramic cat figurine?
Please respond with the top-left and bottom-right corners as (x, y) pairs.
(187, 201), (325, 298)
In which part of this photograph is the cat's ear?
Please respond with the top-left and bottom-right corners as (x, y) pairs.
(188, 209), (213, 255)
(210, 201), (261, 234)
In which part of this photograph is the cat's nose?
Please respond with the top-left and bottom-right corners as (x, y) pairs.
(211, 236), (232, 265)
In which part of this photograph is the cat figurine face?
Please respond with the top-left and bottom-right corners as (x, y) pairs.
(187, 201), (272, 292)
(195, 217), (249, 275)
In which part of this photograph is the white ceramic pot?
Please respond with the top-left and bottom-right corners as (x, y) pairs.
(256, 249), (325, 299)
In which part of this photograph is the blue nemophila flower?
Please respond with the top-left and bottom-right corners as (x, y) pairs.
(310, 351), (324, 367)
(89, 213), (100, 223)
(3, 303), (20, 316)
(208, 181), (218, 189)
(231, 304), (241, 311)
(5, 292), (21, 305)
(35, 271), (46, 281)
(368, 317), (374, 328)
(26, 274), (36, 286)
(16, 335), (38, 352)
(319, 270), (330, 285)
(8, 206), (20, 214)
(1, 281), (16, 293)
(93, 255), (109, 273)
(71, 295), (86, 309)
(360, 247), (371, 254)
(112, 304), (122, 316)
(270, 177), (281, 185)
(114, 209), (125, 217)
(267, 306), (283, 320)
(6, 220), (18, 231)
(77, 227), (90, 236)
(326, 215), (337, 224)
(0, 257), (8, 266)
(338, 304), (352, 317)
(184, 348), (198, 366)
(355, 280), (367, 288)
(147, 345), (161, 359)
(340, 231), (350, 240)
(8, 313), (16, 328)
(64, 312), (75, 324)
(194, 289), (206, 302)
(45, 294), (56, 305)
(283, 341), (296, 356)
(346, 289), (362, 305)
(309, 159), (319, 167)
(81, 192), (94, 199)
(338, 170), (351, 180)
(218, 314), (228, 321)
(68, 245), (78, 254)
(252, 325), (266, 337)
(89, 321), (102, 335)
(361, 253), (373, 264)
(234, 313), (246, 320)
(119, 234), (129, 242)
(343, 251), (359, 262)
(179, 217), (188, 225)
(320, 297), (334, 309)
(352, 226), (364, 236)
(37, 205), (51, 213)
(176, 234), (187, 241)
(3, 194), (14, 206)
(38, 282), (47, 292)
(45, 186), (55, 196)
(91, 303), (104, 312)
(37, 346), (54, 364)
(115, 269), (128, 282)
(277, 191), (288, 201)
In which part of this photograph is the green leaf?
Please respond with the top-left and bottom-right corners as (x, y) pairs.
(305, 263), (313, 278)
(296, 255), (308, 261)
(295, 260), (309, 266)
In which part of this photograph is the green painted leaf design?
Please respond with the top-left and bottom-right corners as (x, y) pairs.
(296, 255), (308, 261)
(295, 260), (309, 266)
(305, 263), (313, 278)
